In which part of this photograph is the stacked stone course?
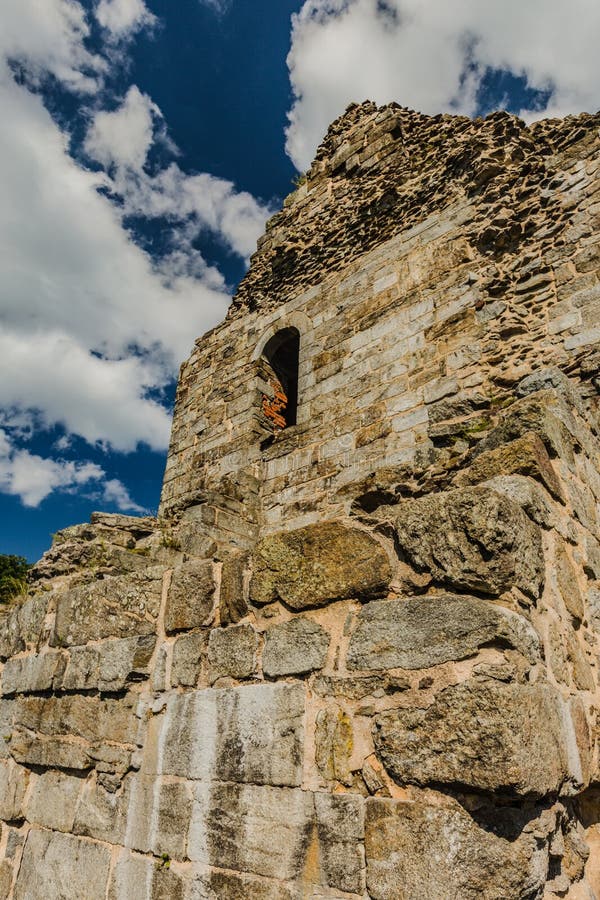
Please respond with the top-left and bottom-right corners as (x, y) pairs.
(1, 104), (600, 898)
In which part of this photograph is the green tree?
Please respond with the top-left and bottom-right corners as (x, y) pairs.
(0, 555), (30, 604)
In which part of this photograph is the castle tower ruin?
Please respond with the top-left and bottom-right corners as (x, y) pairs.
(1, 103), (600, 898)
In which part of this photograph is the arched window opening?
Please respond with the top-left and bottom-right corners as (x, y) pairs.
(259, 327), (300, 432)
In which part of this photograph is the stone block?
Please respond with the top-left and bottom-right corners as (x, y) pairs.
(171, 631), (207, 687)
(125, 775), (193, 860)
(393, 486), (544, 599)
(155, 682), (304, 787)
(165, 560), (216, 633)
(373, 679), (581, 798)
(1, 651), (67, 696)
(13, 829), (112, 900)
(208, 623), (258, 680)
(365, 797), (550, 900)
(250, 521), (391, 609)
(0, 606), (24, 660)
(53, 570), (163, 646)
(62, 636), (156, 691)
(188, 782), (313, 880)
(108, 851), (186, 900)
(263, 617), (330, 677)
(0, 759), (29, 820)
(454, 432), (564, 500)
(189, 870), (299, 900)
(315, 705), (354, 785)
(219, 551), (249, 625)
(73, 776), (129, 844)
(314, 792), (365, 894)
(347, 594), (540, 671)
(18, 594), (48, 648)
(26, 770), (82, 832)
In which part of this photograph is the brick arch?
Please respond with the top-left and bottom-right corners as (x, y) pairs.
(258, 326), (300, 431)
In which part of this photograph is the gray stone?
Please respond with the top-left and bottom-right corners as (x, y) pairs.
(1, 651), (67, 696)
(108, 850), (185, 900)
(0, 606), (24, 660)
(165, 560), (216, 633)
(125, 775), (193, 859)
(347, 594), (540, 671)
(13, 829), (112, 900)
(189, 870), (299, 900)
(151, 682), (305, 787)
(0, 759), (29, 820)
(188, 782), (313, 880)
(171, 631), (207, 687)
(62, 636), (155, 691)
(263, 617), (330, 677)
(219, 551), (249, 625)
(73, 776), (129, 844)
(250, 521), (392, 610)
(365, 797), (551, 900)
(26, 770), (82, 832)
(314, 792), (365, 894)
(373, 679), (580, 798)
(18, 594), (48, 649)
(53, 570), (163, 646)
(208, 623), (258, 681)
(393, 486), (544, 599)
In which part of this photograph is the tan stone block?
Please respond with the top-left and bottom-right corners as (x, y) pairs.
(165, 560), (216, 633)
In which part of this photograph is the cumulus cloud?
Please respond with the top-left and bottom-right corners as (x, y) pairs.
(0, 428), (143, 510)
(95, 0), (156, 38)
(286, 0), (600, 169)
(0, 0), (269, 513)
(84, 92), (271, 260)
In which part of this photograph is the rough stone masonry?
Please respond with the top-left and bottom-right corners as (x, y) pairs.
(1, 102), (600, 899)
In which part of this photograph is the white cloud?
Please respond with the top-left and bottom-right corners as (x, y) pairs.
(286, 0), (600, 169)
(0, 0), (270, 512)
(84, 93), (271, 260)
(84, 85), (158, 171)
(0, 428), (143, 510)
(96, 0), (156, 38)
(101, 478), (146, 513)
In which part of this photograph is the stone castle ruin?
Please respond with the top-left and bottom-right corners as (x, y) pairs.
(1, 101), (600, 898)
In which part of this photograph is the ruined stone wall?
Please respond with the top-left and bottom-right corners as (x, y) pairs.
(1, 374), (600, 898)
(1, 105), (600, 899)
(160, 104), (600, 539)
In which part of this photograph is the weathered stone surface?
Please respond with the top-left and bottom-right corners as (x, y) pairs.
(0, 606), (24, 660)
(171, 631), (207, 687)
(151, 683), (305, 787)
(347, 594), (540, 671)
(108, 851), (186, 900)
(454, 431), (564, 500)
(165, 560), (216, 633)
(8, 694), (137, 771)
(250, 522), (391, 610)
(219, 551), (249, 625)
(189, 782), (313, 879)
(189, 870), (299, 900)
(263, 617), (330, 677)
(315, 705), (354, 786)
(314, 792), (365, 894)
(26, 770), (82, 832)
(393, 486), (544, 598)
(53, 569), (163, 646)
(13, 829), (112, 900)
(0, 760), (29, 820)
(73, 776), (129, 844)
(365, 797), (551, 900)
(556, 543), (585, 622)
(62, 635), (156, 691)
(373, 679), (579, 798)
(1, 651), (67, 696)
(125, 776), (193, 859)
(208, 623), (258, 680)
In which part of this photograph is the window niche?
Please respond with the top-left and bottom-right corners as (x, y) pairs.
(257, 327), (300, 434)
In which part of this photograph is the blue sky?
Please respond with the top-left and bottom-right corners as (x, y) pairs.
(1, 0), (599, 561)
